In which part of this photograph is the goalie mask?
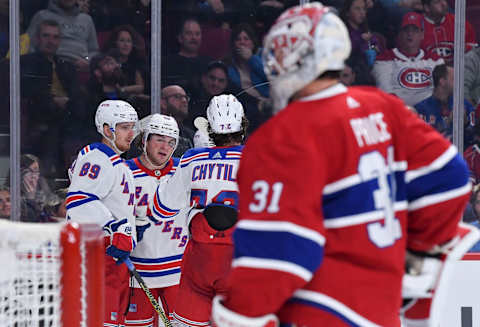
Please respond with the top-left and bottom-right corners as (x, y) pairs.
(262, 2), (351, 112)
(206, 94), (244, 135)
(95, 100), (138, 153)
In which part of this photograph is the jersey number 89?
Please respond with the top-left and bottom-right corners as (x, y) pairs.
(79, 162), (101, 179)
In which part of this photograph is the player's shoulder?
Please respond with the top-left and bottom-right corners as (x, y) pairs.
(125, 158), (139, 171)
(375, 48), (396, 61)
(167, 157), (181, 176)
(171, 156), (181, 167)
(77, 142), (123, 167)
(180, 147), (212, 165)
(346, 85), (403, 105)
(180, 145), (243, 166)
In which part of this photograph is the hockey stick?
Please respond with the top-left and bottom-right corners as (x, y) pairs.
(124, 258), (173, 327)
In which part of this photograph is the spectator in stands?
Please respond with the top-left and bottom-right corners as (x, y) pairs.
(464, 46), (480, 109)
(225, 23), (270, 111)
(102, 25), (146, 97)
(372, 12), (444, 106)
(163, 17), (212, 89)
(464, 124), (480, 186)
(188, 60), (230, 128)
(340, 0), (382, 64)
(102, 24), (150, 115)
(161, 85), (195, 157)
(252, 0), (289, 43)
(189, 60), (268, 135)
(0, 186), (10, 219)
(415, 64), (475, 144)
(19, 19), (88, 177)
(86, 51), (137, 121)
(421, 0), (477, 63)
(342, 54), (376, 86)
(44, 187), (67, 221)
(77, 0), (89, 14)
(5, 6), (31, 59)
(340, 61), (356, 86)
(464, 185), (480, 251)
(26, 0), (99, 72)
(17, 154), (59, 223)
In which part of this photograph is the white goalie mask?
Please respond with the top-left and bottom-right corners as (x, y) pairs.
(262, 2), (351, 112)
(95, 100), (138, 152)
(206, 94), (244, 134)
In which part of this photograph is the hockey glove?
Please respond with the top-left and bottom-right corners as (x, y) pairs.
(104, 219), (135, 265)
(211, 296), (279, 327)
(401, 223), (480, 327)
(136, 216), (151, 243)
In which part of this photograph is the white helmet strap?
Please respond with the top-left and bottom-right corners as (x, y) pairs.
(103, 124), (125, 155)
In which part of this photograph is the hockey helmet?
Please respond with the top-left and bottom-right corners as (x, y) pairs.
(95, 100), (138, 137)
(262, 2), (351, 112)
(206, 94), (244, 134)
(139, 113), (180, 149)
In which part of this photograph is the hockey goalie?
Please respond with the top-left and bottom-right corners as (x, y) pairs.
(211, 2), (480, 327)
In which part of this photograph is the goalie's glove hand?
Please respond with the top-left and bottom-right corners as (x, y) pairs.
(136, 216), (151, 243)
(104, 219), (134, 264)
(211, 295), (278, 327)
(402, 250), (442, 299)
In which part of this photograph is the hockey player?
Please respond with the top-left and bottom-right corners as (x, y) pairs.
(211, 3), (479, 327)
(124, 113), (189, 326)
(66, 99), (138, 326)
(150, 94), (247, 327)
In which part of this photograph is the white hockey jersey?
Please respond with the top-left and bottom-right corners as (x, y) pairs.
(372, 48), (444, 106)
(66, 143), (136, 240)
(151, 146), (243, 225)
(125, 157), (189, 288)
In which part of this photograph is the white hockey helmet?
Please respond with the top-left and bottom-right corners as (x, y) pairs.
(95, 100), (138, 137)
(206, 94), (244, 134)
(139, 113), (180, 150)
(262, 2), (351, 112)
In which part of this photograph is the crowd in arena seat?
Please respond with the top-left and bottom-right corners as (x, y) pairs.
(1, 0), (480, 224)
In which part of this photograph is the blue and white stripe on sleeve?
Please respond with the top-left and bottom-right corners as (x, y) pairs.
(406, 145), (471, 211)
(232, 220), (325, 282)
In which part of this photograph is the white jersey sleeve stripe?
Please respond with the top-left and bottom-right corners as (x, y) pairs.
(408, 183), (472, 211)
(237, 220), (325, 246)
(291, 290), (382, 327)
(232, 257), (313, 282)
(405, 145), (457, 182)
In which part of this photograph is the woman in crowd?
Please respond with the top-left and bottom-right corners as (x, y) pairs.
(18, 154), (58, 222)
(102, 24), (147, 98)
(340, 0), (382, 65)
(225, 23), (270, 111)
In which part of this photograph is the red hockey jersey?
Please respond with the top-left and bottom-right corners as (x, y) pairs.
(421, 13), (477, 63)
(223, 84), (471, 326)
